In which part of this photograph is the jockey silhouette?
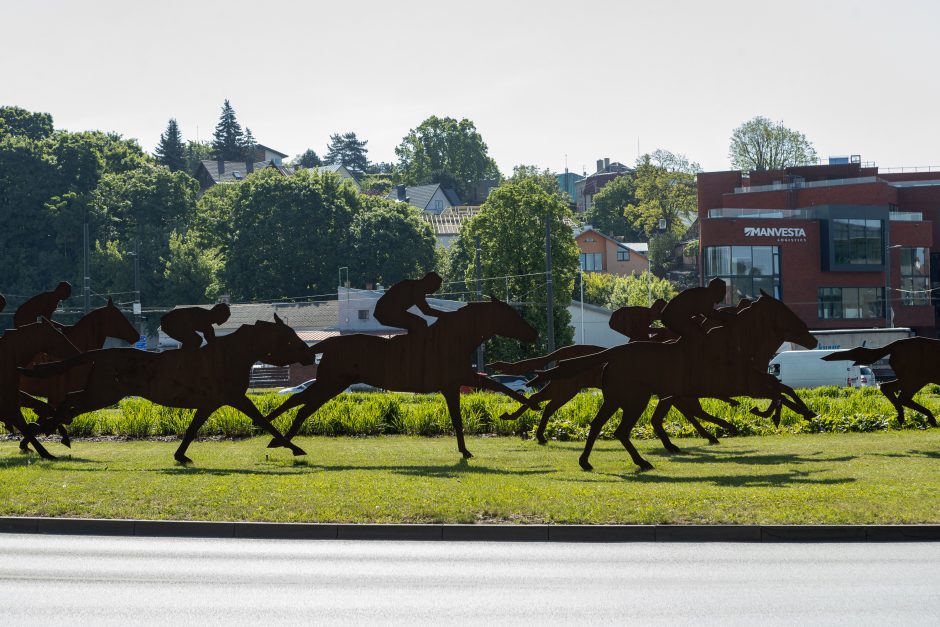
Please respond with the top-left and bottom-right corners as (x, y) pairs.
(660, 277), (733, 339)
(161, 303), (231, 350)
(608, 299), (667, 342)
(14, 282), (70, 328)
(373, 272), (448, 334)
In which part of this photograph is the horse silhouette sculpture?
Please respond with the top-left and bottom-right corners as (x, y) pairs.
(531, 292), (817, 470)
(21, 315), (311, 463)
(18, 298), (140, 449)
(823, 338), (940, 427)
(491, 300), (754, 450)
(1, 319), (80, 458)
(265, 296), (538, 459)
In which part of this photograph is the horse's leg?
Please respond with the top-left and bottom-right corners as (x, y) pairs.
(227, 396), (306, 456)
(534, 390), (578, 444)
(896, 385), (936, 427)
(500, 385), (549, 422)
(776, 384), (815, 420)
(443, 388), (471, 459)
(683, 398), (737, 436)
(651, 399), (683, 453)
(614, 396), (655, 471)
(175, 408), (212, 464)
(57, 426), (71, 448)
(17, 393), (54, 452)
(673, 399), (723, 446)
(579, 396), (619, 471)
(267, 379), (350, 447)
(879, 380), (906, 425)
(474, 374), (539, 411)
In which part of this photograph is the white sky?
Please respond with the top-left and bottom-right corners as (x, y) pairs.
(2, 0), (938, 174)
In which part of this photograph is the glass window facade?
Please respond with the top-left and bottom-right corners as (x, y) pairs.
(817, 287), (884, 319)
(900, 247), (930, 306)
(832, 219), (883, 266)
(580, 252), (603, 272)
(704, 246), (781, 304)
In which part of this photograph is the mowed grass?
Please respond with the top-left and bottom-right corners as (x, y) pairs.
(0, 431), (936, 524)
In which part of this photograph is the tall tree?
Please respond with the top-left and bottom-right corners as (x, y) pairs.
(184, 140), (213, 176)
(624, 152), (699, 275)
(242, 127), (256, 159)
(155, 118), (185, 171)
(211, 99), (245, 161)
(295, 148), (322, 168)
(729, 116), (817, 172)
(324, 131), (370, 176)
(584, 174), (639, 238)
(395, 116), (501, 198)
(448, 173), (578, 362)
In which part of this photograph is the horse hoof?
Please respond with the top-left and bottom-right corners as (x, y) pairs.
(289, 445), (307, 457)
(462, 450), (473, 459)
(61, 437), (72, 449)
(536, 437), (548, 446)
(706, 439), (720, 446)
(266, 439), (280, 449)
(579, 458), (593, 471)
(18, 443), (29, 453)
(175, 455), (193, 465)
(666, 446), (683, 454)
(637, 461), (654, 471)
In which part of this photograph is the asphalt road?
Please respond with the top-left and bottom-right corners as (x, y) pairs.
(0, 534), (937, 625)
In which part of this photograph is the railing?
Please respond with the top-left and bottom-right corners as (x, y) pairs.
(734, 176), (881, 194)
(879, 165), (940, 173)
(889, 212), (924, 221)
(708, 208), (817, 219)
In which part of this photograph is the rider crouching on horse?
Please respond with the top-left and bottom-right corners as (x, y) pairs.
(160, 303), (231, 350)
(660, 277), (735, 340)
(373, 272), (448, 334)
(13, 281), (71, 328)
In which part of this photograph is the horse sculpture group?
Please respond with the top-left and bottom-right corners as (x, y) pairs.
(1, 274), (936, 470)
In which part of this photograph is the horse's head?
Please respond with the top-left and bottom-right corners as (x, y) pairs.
(754, 290), (817, 350)
(257, 313), (314, 366)
(98, 298), (140, 345)
(483, 296), (538, 344)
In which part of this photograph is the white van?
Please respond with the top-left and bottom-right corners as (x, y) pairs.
(768, 350), (878, 389)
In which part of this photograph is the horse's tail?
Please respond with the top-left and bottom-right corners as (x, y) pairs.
(529, 346), (620, 387)
(19, 351), (98, 378)
(488, 344), (603, 375)
(821, 344), (893, 366)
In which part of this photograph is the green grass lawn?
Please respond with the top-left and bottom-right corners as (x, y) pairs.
(0, 431), (936, 524)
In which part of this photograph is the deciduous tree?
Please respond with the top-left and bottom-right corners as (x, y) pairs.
(729, 116), (817, 172)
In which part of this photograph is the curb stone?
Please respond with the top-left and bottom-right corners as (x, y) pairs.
(0, 517), (937, 542)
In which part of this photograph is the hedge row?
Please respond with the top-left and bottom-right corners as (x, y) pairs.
(5, 386), (937, 442)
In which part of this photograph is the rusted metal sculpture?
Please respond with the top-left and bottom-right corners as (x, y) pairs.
(265, 296), (539, 459)
(823, 339), (940, 427)
(13, 282), (71, 328)
(18, 298), (140, 450)
(160, 303), (231, 350)
(491, 302), (737, 447)
(21, 314), (311, 463)
(1, 319), (80, 458)
(531, 291), (817, 470)
(373, 271), (448, 333)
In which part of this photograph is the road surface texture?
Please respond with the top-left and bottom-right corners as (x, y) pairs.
(0, 534), (937, 625)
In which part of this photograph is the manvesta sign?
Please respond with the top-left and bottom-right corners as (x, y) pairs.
(744, 227), (806, 238)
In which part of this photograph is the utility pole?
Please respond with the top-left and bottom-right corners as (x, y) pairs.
(82, 222), (90, 313)
(545, 213), (555, 353)
(133, 239), (142, 337)
(475, 236), (485, 372)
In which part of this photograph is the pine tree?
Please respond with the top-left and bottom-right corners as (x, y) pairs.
(325, 131), (370, 176)
(155, 118), (185, 171)
(211, 99), (244, 161)
(242, 127), (256, 161)
(296, 148), (322, 168)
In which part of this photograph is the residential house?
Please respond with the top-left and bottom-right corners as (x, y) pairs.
(575, 157), (633, 213)
(309, 163), (361, 191)
(422, 206), (480, 249)
(195, 158), (292, 190)
(575, 226), (649, 275)
(388, 184), (462, 215)
(251, 144), (289, 166)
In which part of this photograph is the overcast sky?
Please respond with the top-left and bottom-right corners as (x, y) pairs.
(3, 0), (938, 174)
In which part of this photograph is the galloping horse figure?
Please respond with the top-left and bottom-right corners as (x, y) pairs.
(531, 292), (818, 470)
(1, 319), (80, 459)
(823, 338), (940, 427)
(18, 298), (139, 449)
(21, 315), (312, 463)
(265, 296), (539, 459)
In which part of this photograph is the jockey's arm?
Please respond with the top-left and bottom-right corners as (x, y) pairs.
(416, 297), (447, 318)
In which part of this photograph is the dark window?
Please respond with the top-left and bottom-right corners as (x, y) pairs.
(900, 247), (929, 306)
(832, 219), (883, 266)
(704, 245), (780, 304)
(617, 249), (630, 261)
(580, 252), (603, 271)
(817, 287), (884, 319)
(357, 309), (369, 320)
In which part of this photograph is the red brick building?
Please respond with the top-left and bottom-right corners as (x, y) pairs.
(697, 163), (940, 336)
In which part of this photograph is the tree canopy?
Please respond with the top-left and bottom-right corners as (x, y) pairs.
(395, 116), (501, 199)
(585, 174), (639, 239)
(155, 118), (185, 172)
(325, 132), (369, 176)
(729, 116), (817, 172)
(295, 148), (322, 168)
(447, 173), (578, 361)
